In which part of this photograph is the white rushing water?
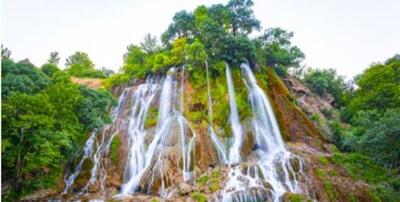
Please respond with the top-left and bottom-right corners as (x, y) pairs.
(121, 68), (196, 196)
(219, 63), (305, 202)
(63, 130), (97, 193)
(64, 64), (307, 202)
(63, 87), (131, 194)
(226, 63), (244, 165)
(119, 77), (160, 195)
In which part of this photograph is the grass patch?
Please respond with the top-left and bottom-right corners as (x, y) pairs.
(144, 106), (159, 128)
(196, 175), (208, 186)
(316, 169), (325, 180)
(284, 193), (310, 202)
(318, 156), (329, 165)
(192, 192), (207, 202)
(110, 135), (120, 163)
(324, 181), (336, 202)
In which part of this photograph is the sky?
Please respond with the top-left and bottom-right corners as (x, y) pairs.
(2, 0), (399, 78)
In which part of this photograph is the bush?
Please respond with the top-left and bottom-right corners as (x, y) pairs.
(191, 192), (207, 202)
(332, 152), (400, 201)
(104, 73), (130, 89)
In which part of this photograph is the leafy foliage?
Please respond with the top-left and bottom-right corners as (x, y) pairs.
(47, 51), (60, 65)
(2, 59), (49, 98)
(347, 56), (400, 114)
(65, 51), (106, 78)
(140, 33), (160, 54)
(2, 44), (12, 60)
(2, 93), (64, 195)
(161, 0), (260, 67)
(259, 27), (305, 75)
(41, 64), (61, 77)
(1, 58), (115, 200)
(303, 68), (347, 107)
(332, 151), (400, 201)
(78, 86), (116, 130)
(342, 109), (400, 169)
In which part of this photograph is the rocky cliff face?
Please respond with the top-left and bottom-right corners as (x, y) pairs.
(29, 67), (376, 202)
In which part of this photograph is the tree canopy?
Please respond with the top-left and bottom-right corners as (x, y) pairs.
(1, 58), (115, 200)
(65, 51), (106, 78)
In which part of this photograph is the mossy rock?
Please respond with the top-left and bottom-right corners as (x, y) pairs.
(281, 192), (312, 202)
(191, 192), (207, 202)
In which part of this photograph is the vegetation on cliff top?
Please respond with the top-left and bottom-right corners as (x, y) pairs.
(1, 0), (399, 201)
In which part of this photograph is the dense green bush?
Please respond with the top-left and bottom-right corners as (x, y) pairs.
(303, 68), (347, 107)
(1, 59), (115, 200)
(342, 109), (400, 169)
(332, 151), (400, 201)
(347, 56), (400, 115)
(65, 51), (106, 78)
(2, 59), (49, 98)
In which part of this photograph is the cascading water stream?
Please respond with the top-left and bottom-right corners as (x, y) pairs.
(219, 63), (306, 202)
(63, 130), (97, 193)
(226, 63), (244, 165)
(119, 78), (162, 195)
(63, 63), (308, 202)
(241, 63), (286, 155)
(63, 87), (131, 194)
(121, 68), (196, 196)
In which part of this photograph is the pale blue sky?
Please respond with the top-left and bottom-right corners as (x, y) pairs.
(2, 0), (399, 78)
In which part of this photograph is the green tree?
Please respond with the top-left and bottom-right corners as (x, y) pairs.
(140, 33), (160, 54)
(259, 27), (305, 75)
(185, 38), (208, 68)
(1, 44), (12, 60)
(65, 51), (104, 78)
(65, 51), (94, 68)
(1, 93), (66, 193)
(122, 45), (148, 77)
(347, 55), (400, 115)
(170, 37), (188, 64)
(226, 0), (260, 36)
(303, 68), (347, 107)
(78, 86), (116, 130)
(47, 51), (60, 65)
(45, 72), (84, 142)
(161, 10), (196, 44)
(41, 52), (61, 77)
(41, 64), (60, 77)
(161, 1), (261, 67)
(343, 109), (400, 169)
(2, 60), (49, 98)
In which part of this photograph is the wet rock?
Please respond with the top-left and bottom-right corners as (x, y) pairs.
(178, 183), (192, 196)
(21, 189), (57, 201)
(261, 180), (273, 190)
(241, 119), (255, 157)
(281, 192), (311, 202)
(265, 69), (326, 150)
(289, 156), (301, 173)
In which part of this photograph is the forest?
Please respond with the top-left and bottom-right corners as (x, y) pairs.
(1, 0), (399, 201)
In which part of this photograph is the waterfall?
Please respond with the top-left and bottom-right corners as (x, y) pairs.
(63, 87), (130, 194)
(63, 131), (97, 193)
(226, 63), (244, 165)
(206, 61), (228, 164)
(63, 64), (307, 202)
(119, 77), (160, 195)
(241, 63), (285, 156)
(219, 63), (305, 202)
(121, 67), (196, 195)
